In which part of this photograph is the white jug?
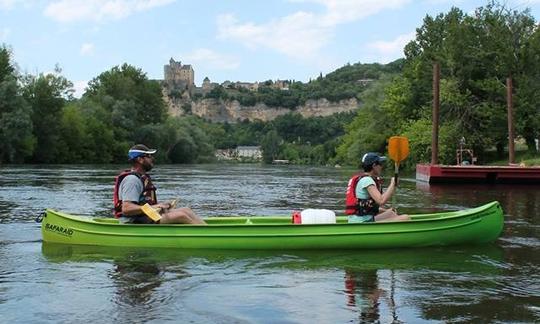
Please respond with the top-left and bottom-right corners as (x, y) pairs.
(299, 209), (336, 224)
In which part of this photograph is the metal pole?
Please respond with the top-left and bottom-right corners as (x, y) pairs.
(431, 62), (440, 165)
(507, 77), (515, 164)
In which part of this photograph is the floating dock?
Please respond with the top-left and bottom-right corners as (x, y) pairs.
(416, 164), (540, 184)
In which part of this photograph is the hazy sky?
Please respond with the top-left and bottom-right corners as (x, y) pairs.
(2, 0), (540, 97)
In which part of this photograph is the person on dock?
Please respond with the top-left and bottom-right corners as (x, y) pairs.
(345, 152), (410, 223)
(113, 144), (206, 224)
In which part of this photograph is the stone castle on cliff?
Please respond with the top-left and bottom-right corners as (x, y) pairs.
(161, 58), (359, 123)
(163, 58), (289, 96)
(163, 58), (194, 92)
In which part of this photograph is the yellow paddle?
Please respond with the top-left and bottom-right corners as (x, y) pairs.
(169, 197), (180, 209)
(141, 198), (180, 223)
(388, 136), (410, 209)
(141, 204), (162, 222)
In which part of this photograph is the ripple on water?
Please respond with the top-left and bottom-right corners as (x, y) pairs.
(473, 255), (513, 270)
(499, 236), (540, 247)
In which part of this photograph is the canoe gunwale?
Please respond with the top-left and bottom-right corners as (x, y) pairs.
(45, 201), (502, 228)
(68, 217), (485, 238)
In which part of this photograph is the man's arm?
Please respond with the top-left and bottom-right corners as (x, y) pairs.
(119, 175), (171, 216)
(119, 175), (145, 216)
(121, 201), (144, 216)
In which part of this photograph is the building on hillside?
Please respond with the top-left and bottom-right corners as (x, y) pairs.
(161, 59), (291, 99)
(236, 146), (262, 160)
(215, 146), (262, 161)
(357, 78), (374, 86)
(215, 149), (235, 160)
(164, 58), (195, 92)
(202, 76), (211, 89)
(202, 77), (212, 92)
(235, 81), (259, 91)
(273, 80), (290, 90)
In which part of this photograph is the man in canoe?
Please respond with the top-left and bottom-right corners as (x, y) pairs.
(345, 152), (410, 223)
(113, 144), (206, 224)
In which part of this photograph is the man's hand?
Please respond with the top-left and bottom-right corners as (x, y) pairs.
(154, 202), (171, 211)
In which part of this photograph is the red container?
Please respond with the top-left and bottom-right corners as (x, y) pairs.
(292, 211), (302, 224)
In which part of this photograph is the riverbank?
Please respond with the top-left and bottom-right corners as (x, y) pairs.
(487, 150), (540, 166)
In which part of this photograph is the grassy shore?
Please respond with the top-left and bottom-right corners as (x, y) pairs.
(486, 150), (540, 166)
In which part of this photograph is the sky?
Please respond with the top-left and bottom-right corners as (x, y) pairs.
(2, 0), (540, 97)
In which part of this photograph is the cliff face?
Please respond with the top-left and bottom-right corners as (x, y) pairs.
(165, 96), (359, 122)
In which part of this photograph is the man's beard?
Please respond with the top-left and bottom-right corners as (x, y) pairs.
(142, 163), (153, 172)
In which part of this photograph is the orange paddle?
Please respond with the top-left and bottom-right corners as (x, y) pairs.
(388, 136), (410, 185)
(388, 136), (409, 209)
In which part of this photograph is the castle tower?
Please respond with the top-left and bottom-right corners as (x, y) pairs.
(163, 58), (195, 91)
(202, 77), (211, 91)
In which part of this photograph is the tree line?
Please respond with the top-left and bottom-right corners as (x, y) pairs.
(336, 2), (540, 166)
(0, 46), (357, 165)
(0, 52), (215, 164)
(1, 2), (538, 166)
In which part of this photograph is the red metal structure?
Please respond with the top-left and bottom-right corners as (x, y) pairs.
(416, 68), (540, 184)
(416, 164), (540, 184)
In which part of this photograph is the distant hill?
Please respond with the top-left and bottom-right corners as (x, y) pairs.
(163, 59), (404, 122)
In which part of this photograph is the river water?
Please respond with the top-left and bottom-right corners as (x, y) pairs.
(0, 164), (538, 323)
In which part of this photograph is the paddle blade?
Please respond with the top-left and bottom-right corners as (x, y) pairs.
(141, 203), (162, 222)
(388, 136), (410, 163)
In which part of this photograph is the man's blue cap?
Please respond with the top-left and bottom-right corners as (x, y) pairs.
(128, 144), (157, 160)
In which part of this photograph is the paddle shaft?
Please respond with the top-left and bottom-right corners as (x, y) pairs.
(392, 162), (399, 207)
(394, 162), (399, 185)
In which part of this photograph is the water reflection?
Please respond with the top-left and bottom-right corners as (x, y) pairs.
(111, 258), (162, 306)
(416, 182), (540, 213)
(41, 243), (505, 273)
(344, 269), (385, 323)
(110, 259), (163, 322)
(41, 243), (513, 322)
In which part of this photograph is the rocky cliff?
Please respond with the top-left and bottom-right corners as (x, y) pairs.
(164, 95), (359, 122)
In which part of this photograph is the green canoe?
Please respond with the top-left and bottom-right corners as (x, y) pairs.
(41, 201), (504, 250)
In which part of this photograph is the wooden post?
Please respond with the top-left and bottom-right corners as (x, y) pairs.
(431, 62), (440, 165)
(507, 77), (515, 164)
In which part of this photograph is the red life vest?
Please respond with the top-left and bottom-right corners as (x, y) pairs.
(345, 173), (384, 215)
(113, 170), (157, 218)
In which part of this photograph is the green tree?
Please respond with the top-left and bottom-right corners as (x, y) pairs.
(83, 64), (167, 161)
(148, 116), (216, 164)
(86, 64), (166, 126)
(57, 102), (89, 162)
(0, 46), (35, 163)
(343, 1), (540, 166)
(261, 130), (282, 163)
(335, 75), (398, 164)
(22, 66), (73, 163)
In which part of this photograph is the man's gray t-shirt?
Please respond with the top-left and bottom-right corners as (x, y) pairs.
(119, 174), (143, 203)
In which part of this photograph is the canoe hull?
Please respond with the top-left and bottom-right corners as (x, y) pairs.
(41, 202), (504, 249)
